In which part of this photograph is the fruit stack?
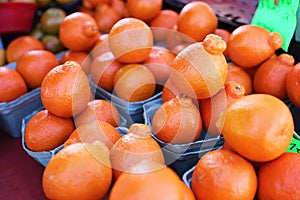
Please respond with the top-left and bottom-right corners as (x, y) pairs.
(0, 0), (299, 199)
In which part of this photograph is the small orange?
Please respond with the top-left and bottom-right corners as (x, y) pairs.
(226, 62), (253, 95)
(126, 0), (163, 22)
(108, 17), (153, 63)
(170, 34), (228, 99)
(24, 109), (74, 152)
(143, 46), (175, 85)
(41, 61), (91, 118)
(191, 149), (257, 200)
(43, 142), (112, 199)
(109, 161), (195, 200)
(177, 1), (218, 42)
(90, 33), (110, 59)
(90, 51), (123, 92)
(111, 0), (127, 18)
(94, 3), (122, 33)
(0, 67), (27, 102)
(217, 94), (294, 162)
(113, 63), (156, 102)
(64, 120), (121, 149)
(200, 81), (245, 137)
(59, 12), (100, 51)
(16, 50), (59, 89)
(152, 95), (202, 144)
(227, 24), (283, 68)
(74, 99), (121, 127)
(258, 152), (300, 200)
(149, 9), (179, 42)
(253, 53), (294, 100)
(81, 0), (110, 10)
(60, 50), (92, 74)
(110, 123), (165, 180)
(286, 62), (300, 107)
(6, 36), (45, 63)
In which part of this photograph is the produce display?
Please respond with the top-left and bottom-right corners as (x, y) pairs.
(0, 0), (300, 199)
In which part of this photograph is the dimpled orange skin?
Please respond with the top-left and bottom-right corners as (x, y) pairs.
(286, 63), (300, 107)
(227, 24), (283, 68)
(40, 61), (91, 118)
(108, 17), (153, 63)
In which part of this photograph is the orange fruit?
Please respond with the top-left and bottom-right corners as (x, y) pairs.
(170, 34), (228, 99)
(214, 28), (231, 58)
(143, 46), (175, 85)
(82, 0), (110, 10)
(59, 12), (100, 51)
(24, 109), (74, 152)
(177, 1), (218, 42)
(152, 95), (202, 144)
(126, 0), (163, 22)
(16, 50), (59, 89)
(111, 0), (127, 18)
(191, 149), (257, 200)
(6, 35), (45, 63)
(200, 81), (246, 137)
(94, 3), (122, 33)
(41, 61), (91, 118)
(0, 67), (27, 102)
(74, 99), (121, 127)
(113, 63), (156, 102)
(60, 50), (92, 74)
(108, 17), (153, 63)
(149, 9), (179, 42)
(227, 24), (283, 68)
(109, 161), (195, 200)
(161, 78), (183, 103)
(90, 33), (111, 59)
(90, 51), (123, 92)
(64, 120), (121, 149)
(43, 142), (112, 199)
(226, 62), (253, 95)
(258, 152), (300, 200)
(217, 94), (294, 162)
(286, 62), (300, 107)
(253, 53), (294, 100)
(110, 123), (165, 180)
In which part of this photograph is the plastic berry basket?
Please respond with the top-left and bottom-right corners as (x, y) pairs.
(21, 107), (129, 167)
(0, 2), (39, 34)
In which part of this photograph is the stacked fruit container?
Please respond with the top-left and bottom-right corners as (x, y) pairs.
(0, 0), (300, 199)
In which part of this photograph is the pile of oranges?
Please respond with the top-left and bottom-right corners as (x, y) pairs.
(1, 0), (300, 199)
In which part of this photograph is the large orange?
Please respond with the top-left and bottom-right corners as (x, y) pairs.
(286, 62), (300, 107)
(253, 53), (294, 100)
(143, 46), (175, 85)
(60, 50), (92, 74)
(258, 152), (300, 199)
(191, 149), (257, 200)
(42, 142), (112, 199)
(59, 12), (100, 51)
(64, 120), (121, 149)
(24, 109), (74, 152)
(177, 1), (218, 42)
(110, 123), (165, 180)
(108, 17), (153, 63)
(90, 51), (123, 92)
(40, 61), (91, 118)
(200, 81), (245, 137)
(149, 9), (179, 42)
(113, 63), (156, 102)
(152, 95), (202, 144)
(170, 34), (228, 99)
(0, 67), (27, 102)
(74, 99), (121, 127)
(126, 0), (162, 22)
(226, 62), (253, 95)
(109, 161), (195, 200)
(217, 94), (294, 162)
(6, 36), (45, 63)
(16, 50), (59, 89)
(227, 24), (283, 68)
